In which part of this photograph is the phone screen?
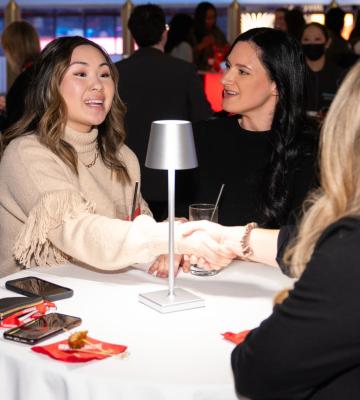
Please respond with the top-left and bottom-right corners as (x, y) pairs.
(5, 277), (73, 301)
(4, 313), (81, 344)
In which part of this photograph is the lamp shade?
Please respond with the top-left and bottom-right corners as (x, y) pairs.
(145, 120), (198, 170)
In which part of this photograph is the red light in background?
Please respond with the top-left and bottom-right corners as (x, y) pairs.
(203, 72), (223, 112)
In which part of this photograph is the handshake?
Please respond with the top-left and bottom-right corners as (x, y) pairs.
(148, 221), (250, 278)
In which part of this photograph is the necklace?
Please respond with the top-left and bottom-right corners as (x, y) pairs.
(83, 151), (99, 168)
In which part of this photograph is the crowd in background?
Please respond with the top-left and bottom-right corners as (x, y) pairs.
(1, 3), (360, 129)
(165, 3), (359, 121)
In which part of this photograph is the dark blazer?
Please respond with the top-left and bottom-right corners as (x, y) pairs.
(116, 47), (212, 203)
(232, 217), (360, 400)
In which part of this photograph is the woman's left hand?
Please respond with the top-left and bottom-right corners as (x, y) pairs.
(148, 254), (184, 278)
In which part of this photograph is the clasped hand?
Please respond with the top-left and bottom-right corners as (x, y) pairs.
(148, 220), (244, 277)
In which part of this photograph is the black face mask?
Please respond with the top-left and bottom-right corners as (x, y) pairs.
(302, 44), (325, 61)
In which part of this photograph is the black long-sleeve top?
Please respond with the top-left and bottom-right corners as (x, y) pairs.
(232, 217), (360, 400)
(189, 116), (318, 227)
(2, 66), (34, 131)
(116, 47), (212, 203)
(304, 61), (345, 113)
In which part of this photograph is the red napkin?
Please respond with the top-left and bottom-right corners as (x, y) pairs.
(222, 330), (251, 345)
(0, 301), (56, 328)
(32, 336), (127, 363)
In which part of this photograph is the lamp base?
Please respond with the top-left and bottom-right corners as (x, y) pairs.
(139, 288), (205, 313)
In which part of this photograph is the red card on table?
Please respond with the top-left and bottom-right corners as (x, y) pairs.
(0, 301), (56, 329)
(32, 336), (127, 363)
(222, 330), (251, 345)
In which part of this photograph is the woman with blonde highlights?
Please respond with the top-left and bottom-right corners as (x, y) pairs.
(0, 36), (233, 278)
(0, 21), (41, 130)
(185, 62), (360, 398)
(1, 20), (40, 75)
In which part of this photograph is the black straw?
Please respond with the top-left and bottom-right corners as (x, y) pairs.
(131, 181), (139, 221)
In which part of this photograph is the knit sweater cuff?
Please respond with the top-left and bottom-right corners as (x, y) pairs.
(137, 216), (182, 257)
(13, 189), (94, 268)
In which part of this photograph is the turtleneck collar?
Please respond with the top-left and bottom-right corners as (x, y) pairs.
(63, 126), (98, 154)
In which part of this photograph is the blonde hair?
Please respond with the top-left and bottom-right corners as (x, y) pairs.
(285, 62), (360, 277)
(1, 21), (40, 74)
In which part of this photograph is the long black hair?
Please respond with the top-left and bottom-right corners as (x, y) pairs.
(194, 2), (216, 41)
(231, 28), (309, 227)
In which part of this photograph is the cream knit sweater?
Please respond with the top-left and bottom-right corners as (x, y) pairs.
(0, 126), (172, 277)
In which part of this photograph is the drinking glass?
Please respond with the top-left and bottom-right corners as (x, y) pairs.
(188, 203), (219, 276)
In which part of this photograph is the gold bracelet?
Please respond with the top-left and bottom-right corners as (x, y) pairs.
(240, 222), (258, 259)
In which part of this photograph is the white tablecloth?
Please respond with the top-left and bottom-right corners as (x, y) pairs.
(0, 261), (294, 400)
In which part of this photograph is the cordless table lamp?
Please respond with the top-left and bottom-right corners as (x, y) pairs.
(138, 120), (205, 313)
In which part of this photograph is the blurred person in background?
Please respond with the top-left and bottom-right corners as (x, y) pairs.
(349, 9), (360, 56)
(285, 7), (306, 42)
(301, 22), (345, 119)
(0, 21), (40, 131)
(165, 13), (194, 63)
(273, 7), (288, 31)
(116, 4), (211, 222)
(325, 6), (355, 68)
(193, 2), (228, 71)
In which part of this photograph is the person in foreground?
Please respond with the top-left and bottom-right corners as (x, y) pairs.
(191, 28), (318, 228)
(0, 36), (233, 278)
(188, 61), (360, 399)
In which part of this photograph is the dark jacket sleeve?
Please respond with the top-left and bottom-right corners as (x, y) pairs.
(276, 224), (296, 276)
(232, 217), (360, 400)
(186, 65), (212, 121)
(4, 67), (33, 130)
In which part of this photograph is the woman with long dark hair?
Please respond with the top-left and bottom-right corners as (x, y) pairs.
(193, 1), (227, 70)
(192, 27), (318, 228)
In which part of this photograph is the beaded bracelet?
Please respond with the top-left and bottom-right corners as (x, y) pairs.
(240, 222), (258, 259)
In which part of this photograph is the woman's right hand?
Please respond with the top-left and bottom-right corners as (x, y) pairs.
(176, 221), (240, 270)
(181, 220), (245, 247)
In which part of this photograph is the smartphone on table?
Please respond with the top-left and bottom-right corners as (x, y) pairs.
(5, 276), (73, 301)
(3, 312), (82, 344)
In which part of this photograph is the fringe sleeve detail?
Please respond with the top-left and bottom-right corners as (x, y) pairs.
(13, 190), (95, 268)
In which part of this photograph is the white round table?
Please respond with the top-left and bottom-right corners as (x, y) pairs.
(0, 260), (294, 400)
